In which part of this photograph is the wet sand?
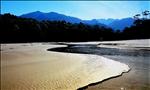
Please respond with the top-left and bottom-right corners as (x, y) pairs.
(86, 55), (150, 90)
(1, 43), (129, 90)
(51, 39), (150, 90)
(89, 39), (150, 90)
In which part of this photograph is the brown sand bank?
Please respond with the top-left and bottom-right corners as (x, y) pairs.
(1, 43), (129, 90)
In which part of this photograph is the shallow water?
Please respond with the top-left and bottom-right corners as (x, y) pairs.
(48, 45), (150, 57)
(48, 45), (150, 90)
(86, 55), (150, 90)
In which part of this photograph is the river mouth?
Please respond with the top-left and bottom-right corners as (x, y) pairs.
(47, 44), (150, 90)
(2, 43), (150, 90)
(1, 43), (131, 90)
(47, 45), (150, 57)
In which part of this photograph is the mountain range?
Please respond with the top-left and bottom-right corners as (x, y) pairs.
(20, 11), (135, 30)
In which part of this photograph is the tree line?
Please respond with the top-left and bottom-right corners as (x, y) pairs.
(124, 10), (150, 39)
(0, 13), (150, 43)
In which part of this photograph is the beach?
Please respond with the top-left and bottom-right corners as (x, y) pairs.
(86, 55), (150, 90)
(1, 43), (129, 90)
(54, 39), (150, 90)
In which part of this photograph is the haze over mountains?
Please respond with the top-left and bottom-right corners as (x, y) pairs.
(20, 11), (135, 30)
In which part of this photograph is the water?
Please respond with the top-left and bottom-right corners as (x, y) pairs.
(48, 44), (150, 90)
(48, 45), (150, 57)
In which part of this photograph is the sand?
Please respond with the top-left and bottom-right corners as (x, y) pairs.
(98, 39), (150, 49)
(1, 43), (129, 90)
(84, 39), (150, 90)
(86, 55), (150, 90)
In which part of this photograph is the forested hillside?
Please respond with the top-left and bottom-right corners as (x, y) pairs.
(1, 13), (150, 43)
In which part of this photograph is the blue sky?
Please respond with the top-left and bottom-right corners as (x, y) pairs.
(1, 1), (150, 20)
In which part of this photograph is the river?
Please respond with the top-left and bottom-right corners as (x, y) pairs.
(49, 44), (150, 90)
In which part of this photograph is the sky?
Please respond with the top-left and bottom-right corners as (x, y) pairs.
(1, 1), (150, 20)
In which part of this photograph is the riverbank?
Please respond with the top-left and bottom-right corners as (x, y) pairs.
(1, 43), (129, 90)
(54, 39), (150, 90)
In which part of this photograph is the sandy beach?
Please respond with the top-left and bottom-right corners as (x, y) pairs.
(55, 39), (150, 90)
(1, 43), (129, 90)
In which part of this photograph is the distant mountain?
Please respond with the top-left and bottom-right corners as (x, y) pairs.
(20, 11), (135, 30)
(108, 18), (134, 30)
(20, 11), (82, 23)
(95, 18), (135, 30)
(96, 18), (118, 25)
(20, 11), (106, 27)
(83, 19), (107, 27)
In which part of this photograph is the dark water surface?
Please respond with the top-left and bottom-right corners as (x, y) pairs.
(48, 45), (150, 57)
(48, 45), (150, 90)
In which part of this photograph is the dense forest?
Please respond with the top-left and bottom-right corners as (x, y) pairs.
(0, 13), (150, 43)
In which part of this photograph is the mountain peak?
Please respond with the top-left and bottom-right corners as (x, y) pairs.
(29, 11), (43, 14)
(20, 11), (134, 30)
(20, 11), (82, 23)
(48, 12), (59, 14)
(35, 11), (42, 13)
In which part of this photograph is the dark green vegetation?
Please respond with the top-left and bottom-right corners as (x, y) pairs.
(1, 13), (150, 43)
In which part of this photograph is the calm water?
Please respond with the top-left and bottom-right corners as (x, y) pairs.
(48, 45), (150, 90)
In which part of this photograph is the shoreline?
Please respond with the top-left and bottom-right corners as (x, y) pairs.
(48, 39), (150, 90)
(1, 43), (130, 90)
(77, 69), (131, 90)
